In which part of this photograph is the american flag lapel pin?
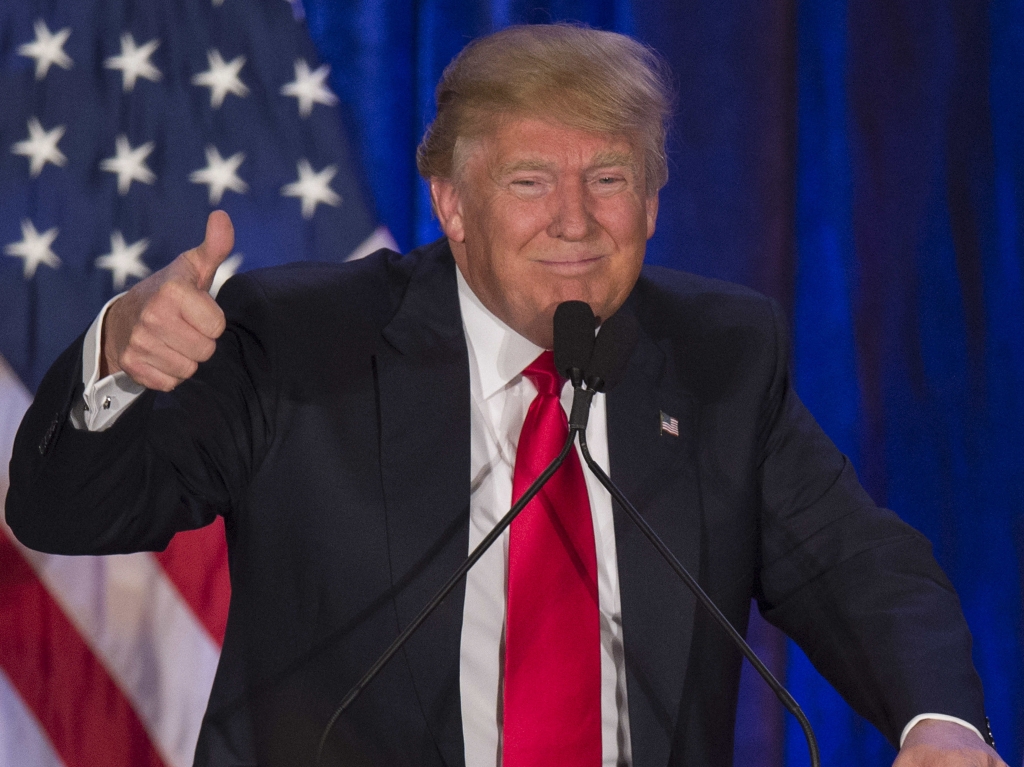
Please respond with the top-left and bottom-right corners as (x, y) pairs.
(659, 411), (679, 437)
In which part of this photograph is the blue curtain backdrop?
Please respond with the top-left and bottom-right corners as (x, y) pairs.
(298, 0), (1023, 765)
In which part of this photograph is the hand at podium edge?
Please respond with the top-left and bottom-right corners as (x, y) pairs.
(894, 719), (1007, 767)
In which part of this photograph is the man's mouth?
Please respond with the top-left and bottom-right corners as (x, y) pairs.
(536, 255), (604, 275)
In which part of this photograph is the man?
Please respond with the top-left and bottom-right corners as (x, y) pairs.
(6, 24), (1006, 767)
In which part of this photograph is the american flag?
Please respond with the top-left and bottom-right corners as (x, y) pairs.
(659, 410), (679, 437)
(0, 2), (392, 766)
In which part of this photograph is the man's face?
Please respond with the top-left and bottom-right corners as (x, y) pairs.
(431, 117), (658, 349)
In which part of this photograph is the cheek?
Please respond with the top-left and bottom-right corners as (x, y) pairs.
(497, 196), (552, 242)
(481, 220), (547, 280)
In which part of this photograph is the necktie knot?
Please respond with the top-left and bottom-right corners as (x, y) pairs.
(522, 350), (563, 398)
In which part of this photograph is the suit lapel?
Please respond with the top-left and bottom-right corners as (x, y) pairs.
(376, 242), (469, 767)
(607, 314), (703, 767)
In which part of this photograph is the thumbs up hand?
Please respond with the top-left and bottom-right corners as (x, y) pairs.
(101, 211), (234, 391)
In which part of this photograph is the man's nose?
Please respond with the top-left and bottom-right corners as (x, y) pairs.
(546, 180), (593, 241)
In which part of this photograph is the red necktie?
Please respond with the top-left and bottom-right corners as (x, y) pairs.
(502, 350), (602, 766)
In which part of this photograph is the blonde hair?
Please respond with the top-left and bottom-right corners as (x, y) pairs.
(416, 24), (674, 195)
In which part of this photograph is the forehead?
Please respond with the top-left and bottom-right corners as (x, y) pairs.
(466, 117), (639, 173)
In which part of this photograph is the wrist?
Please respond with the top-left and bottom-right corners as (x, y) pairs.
(99, 295), (127, 378)
(901, 715), (985, 748)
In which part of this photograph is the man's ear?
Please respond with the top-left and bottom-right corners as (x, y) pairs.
(645, 193), (659, 239)
(430, 177), (465, 243)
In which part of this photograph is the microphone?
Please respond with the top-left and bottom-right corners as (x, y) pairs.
(315, 304), (598, 766)
(565, 308), (639, 432)
(553, 301), (596, 387)
(584, 310), (638, 394)
(552, 301), (601, 432)
(571, 316), (822, 767)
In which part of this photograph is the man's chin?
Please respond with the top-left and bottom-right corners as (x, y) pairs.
(522, 314), (557, 349)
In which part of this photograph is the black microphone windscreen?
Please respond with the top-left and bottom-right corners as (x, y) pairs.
(587, 310), (639, 392)
(553, 301), (596, 381)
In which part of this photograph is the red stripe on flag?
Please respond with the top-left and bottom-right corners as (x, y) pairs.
(0, 534), (167, 767)
(153, 518), (231, 646)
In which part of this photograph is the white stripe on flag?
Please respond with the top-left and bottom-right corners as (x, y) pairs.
(0, 357), (221, 767)
(15, 542), (221, 767)
(0, 358), (63, 767)
(0, 667), (66, 767)
(0, 355), (31, 464)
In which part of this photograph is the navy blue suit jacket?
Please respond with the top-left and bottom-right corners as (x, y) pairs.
(6, 239), (988, 766)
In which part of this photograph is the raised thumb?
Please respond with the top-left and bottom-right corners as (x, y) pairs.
(188, 210), (235, 290)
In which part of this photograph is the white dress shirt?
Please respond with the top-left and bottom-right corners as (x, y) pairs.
(75, 271), (984, 762)
(456, 270), (632, 766)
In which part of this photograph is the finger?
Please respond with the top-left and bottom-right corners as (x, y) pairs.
(178, 286), (227, 340)
(131, 366), (184, 393)
(121, 328), (201, 385)
(182, 210), (235, 291)
(149, 313), (218, 363)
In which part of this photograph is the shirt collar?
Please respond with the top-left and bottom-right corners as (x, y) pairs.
(456, 267), (544, 400)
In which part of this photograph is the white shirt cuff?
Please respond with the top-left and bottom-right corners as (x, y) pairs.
(900, 713), (986, 748)
(70, 293), (146, 432)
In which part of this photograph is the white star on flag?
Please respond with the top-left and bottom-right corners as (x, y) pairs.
(280, 59), (338, 118)
(4, 219), (61, 279)
(189, 146), (248, 204)
(191, 50), (249, 109)
(100, 135), (157, 195)
(105, 33), (162, 92)
(210, 253), (244, 297)
(94, 231), (151, 289)
(281, 159), (342, 219)
(11, 117), (68, 178)
(17, 19), (73, 80)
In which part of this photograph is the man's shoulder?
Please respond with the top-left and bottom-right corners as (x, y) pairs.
(628, 267), (786, 398)
(632, 264), (780, 336)
(214, 238), (450, 332)
(225, 239), (444, 303)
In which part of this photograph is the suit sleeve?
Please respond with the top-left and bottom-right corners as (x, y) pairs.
(753, 299), (990, 748)
(5, 273), (278, 555)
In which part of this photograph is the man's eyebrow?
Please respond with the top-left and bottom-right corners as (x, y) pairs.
(493, 153), (638, 177)
(494, 159), (556, 176)
(588, 151), (638, 172)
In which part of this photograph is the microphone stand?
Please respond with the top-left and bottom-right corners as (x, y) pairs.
(316, 427), (581, 766)
(575, 424), (822, 767)
(317, 366), (822, 767)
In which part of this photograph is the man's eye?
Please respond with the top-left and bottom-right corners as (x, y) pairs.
(592, 175), (628, 192)
(508, 178), (547, 196)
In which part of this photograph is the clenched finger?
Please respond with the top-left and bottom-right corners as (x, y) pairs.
(121, 326), (200, 383)
(178, 287), (226, 340)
